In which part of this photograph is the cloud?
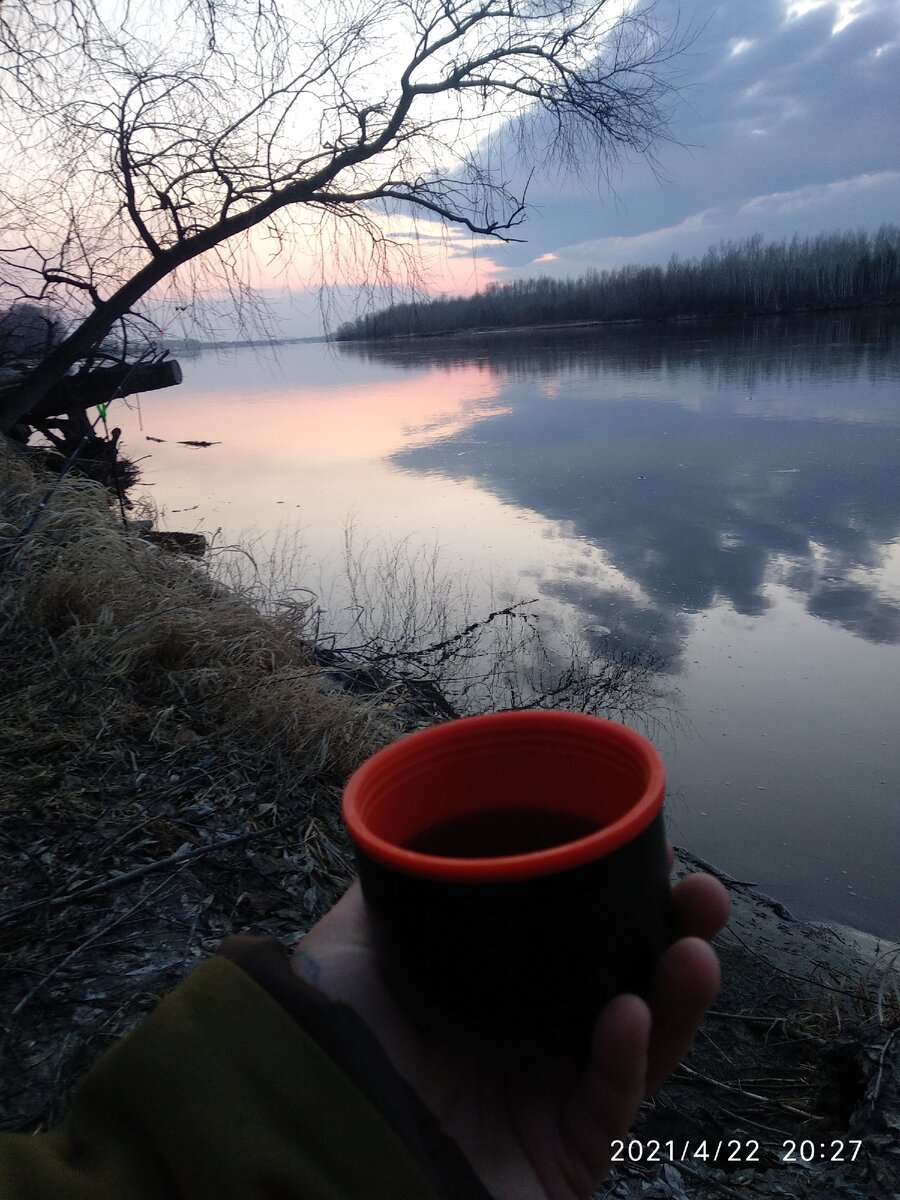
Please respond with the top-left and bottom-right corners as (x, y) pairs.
(512, 210), (722, 277)
(737, 171), (900, 217)
(574, 209), (719, 253)
(275, 0), (899, 319)
(511, 163), (900, 279)
(467, 0), (900, 276)
(784, 0), (868, 34)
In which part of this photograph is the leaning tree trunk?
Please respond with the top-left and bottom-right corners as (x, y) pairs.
(24, 360), (183, 422)
(0, 265), (174, 434)
(0, 178), (317, 434)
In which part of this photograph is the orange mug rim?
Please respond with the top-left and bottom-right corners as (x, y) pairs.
(342, 711), (665, 883)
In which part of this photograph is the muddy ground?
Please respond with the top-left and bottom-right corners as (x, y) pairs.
(2, 776), (896, 1200)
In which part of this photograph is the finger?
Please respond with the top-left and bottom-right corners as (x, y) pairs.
(670, 873), (731, 941)
(646, 937), (721, 1094)
(561, 995), (652, 1190)
(666, 841), (675, 872)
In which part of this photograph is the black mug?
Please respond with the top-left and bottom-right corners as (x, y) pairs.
(342, 711), (673, 1057)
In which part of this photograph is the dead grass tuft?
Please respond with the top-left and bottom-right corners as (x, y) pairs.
(1, 441), (398, 802)
(0, 441), (407, 1131)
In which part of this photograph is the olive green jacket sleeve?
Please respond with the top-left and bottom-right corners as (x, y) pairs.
(0, 938), (493, 1200)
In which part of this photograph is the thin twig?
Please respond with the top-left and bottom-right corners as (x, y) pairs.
(723, 925), (871, 1003)
(707, 1010), (788, 1024)
(0, 819), (297, 930)
(870, 1031), (896, 1105)
(675, 1063), (820, 1120)
(714, 1100), (801, 1139)
(6, 872), (182, 1026)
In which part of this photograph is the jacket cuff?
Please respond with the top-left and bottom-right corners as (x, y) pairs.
(5, 954), (439, 1200)
(217, 934), (494, 1200)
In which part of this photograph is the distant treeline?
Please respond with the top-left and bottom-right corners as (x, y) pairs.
(335, 227), (900, 340)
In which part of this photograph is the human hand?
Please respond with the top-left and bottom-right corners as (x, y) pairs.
(291, 851), (729, 1200)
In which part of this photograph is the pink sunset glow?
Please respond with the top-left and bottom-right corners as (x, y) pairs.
(128, 355), (507, 468)
(243, 208), (506, 301)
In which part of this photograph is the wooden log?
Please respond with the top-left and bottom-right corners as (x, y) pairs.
(23, 359), (182, 421)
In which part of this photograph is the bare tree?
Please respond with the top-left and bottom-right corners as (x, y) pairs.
(0, 0), (687, 432)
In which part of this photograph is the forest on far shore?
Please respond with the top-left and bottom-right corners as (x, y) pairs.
(335, 226), (900, 340)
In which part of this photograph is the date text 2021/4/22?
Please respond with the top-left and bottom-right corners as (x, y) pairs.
(610, 1139), (864, 1164)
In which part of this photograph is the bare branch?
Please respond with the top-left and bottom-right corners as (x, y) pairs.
(0, 0), (688, 430)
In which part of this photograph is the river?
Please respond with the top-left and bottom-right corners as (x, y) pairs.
(114, 311), (900, 939)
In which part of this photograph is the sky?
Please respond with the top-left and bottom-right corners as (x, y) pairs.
(5, 0), (897, 341)
(480, 0), (900, 283)
(261, 0), (899, 336)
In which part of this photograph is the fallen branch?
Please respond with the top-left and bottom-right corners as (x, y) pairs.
(6, 872), (182, 1027)
(0, 819), (298, 930)
(23, 359), (183, 422)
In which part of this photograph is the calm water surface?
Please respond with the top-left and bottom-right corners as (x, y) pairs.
(117, 313), (900, 938)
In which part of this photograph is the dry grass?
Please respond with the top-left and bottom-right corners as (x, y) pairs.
(788, 948), (900, 1040)
(0, 441), (408, 1131)
(0, 441), (399, 805)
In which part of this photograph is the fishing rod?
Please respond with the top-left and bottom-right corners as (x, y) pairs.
(14, 348), (163, 537)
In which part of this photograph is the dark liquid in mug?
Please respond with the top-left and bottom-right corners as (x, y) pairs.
(404, 806), (604, 858)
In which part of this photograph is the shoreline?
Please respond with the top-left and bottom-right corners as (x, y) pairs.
(333, 299), (900, 347)
(635, 850), (900, 1199)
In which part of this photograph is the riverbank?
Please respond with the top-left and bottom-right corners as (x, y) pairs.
(1, 441), (897, 1197)
(625, 851), (899, 1199)
(334, 227), (900, 343)
(335, 299), (900, 347)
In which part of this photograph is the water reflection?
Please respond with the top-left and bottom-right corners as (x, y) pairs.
(120, 321), (898, 933)
(339, 310), (900, 388)
(341, 314), (900, 659)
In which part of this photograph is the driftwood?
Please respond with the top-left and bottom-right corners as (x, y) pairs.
(22, 359), (182, 422)
(3, 359), (184, 491)
(3, 359), (182, 444)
